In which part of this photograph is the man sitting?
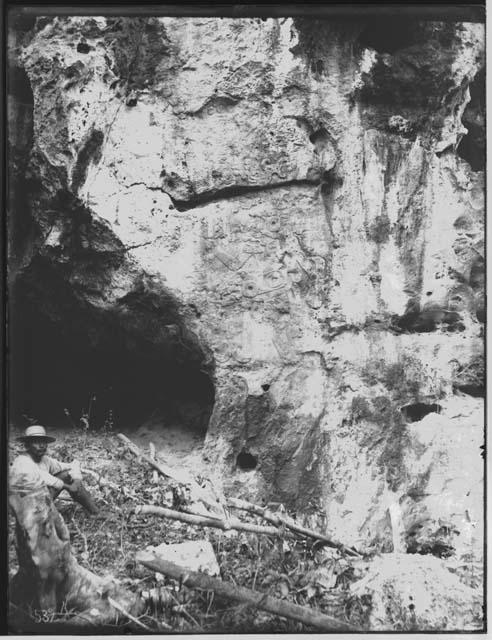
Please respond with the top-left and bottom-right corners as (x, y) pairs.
(10, 425), (98, 515)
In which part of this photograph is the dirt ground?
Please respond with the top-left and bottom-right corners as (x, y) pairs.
(132, 414), (208, 478)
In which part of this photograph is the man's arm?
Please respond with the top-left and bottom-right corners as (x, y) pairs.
(46, 456), (82, 480)
(42, 456), (80, 490)
(44, 455), (72, 476)
(37, 467), (65, 491)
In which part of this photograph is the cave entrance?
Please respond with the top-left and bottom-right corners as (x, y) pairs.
(457, 67), (485, 172)
(9, 270), (215, 449)
(358, 17), (421, 54)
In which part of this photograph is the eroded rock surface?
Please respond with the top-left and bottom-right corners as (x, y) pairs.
(350, 553), (483, 630)
(8, 16), (484, 567)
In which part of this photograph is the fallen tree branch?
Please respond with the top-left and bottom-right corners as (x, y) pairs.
(106, 595), (154, 631)
(136, 552), (360, 632)
(228, 498), (362, 557)
(116, 434), (220, 514)
(81, 468), (119, 491)
(135, 505), (281, 537)
(180, 505), (225, 521)
(148, 442), (159, 484)
(117, 435), (360, 556)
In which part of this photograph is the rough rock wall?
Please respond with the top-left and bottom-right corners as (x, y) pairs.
(8, 16), (484, 558)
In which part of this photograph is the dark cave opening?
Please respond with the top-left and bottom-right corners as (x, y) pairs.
(457, 68), (485, 172)
(400, 403), (442, 423)
(9, 275), (215, 437)
(236, 450), (258, 471)
(358, 18), (420, 54)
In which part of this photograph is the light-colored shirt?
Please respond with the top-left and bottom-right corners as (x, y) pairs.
(9, 453), (80, 492)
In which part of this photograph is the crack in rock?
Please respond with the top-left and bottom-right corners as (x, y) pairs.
(127, 178), (321, 212)
(122, 239), (160, 252)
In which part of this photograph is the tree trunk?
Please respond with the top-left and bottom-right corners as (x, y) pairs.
(137, 551), (361, 632)
(8, 484), (143, 631)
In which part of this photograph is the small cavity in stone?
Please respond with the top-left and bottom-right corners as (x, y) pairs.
(453, 383), (484, 398)
(77, 41), (91, 54)
(400, 403), (442, 422)
(236, 450), (258, 471)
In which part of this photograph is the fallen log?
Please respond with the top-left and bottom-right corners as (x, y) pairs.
(136, 551), (360, 632)
(135, 505), (281, 537)
(117, 434), (221, 515)
(228, 497), (362, 557)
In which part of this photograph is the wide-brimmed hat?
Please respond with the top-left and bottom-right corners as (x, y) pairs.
(17, 425), (56, 443)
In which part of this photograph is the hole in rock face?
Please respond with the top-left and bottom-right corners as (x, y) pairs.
(358, 18), (420, 54)
(309, 127), (330, 149)
(236, 450), (258, 471)
(400, 403), (442, 422)
(76, 41), (91, 54)
(393, 306), (465, 333)
(457, 68), (485, 172)
(407, 539), (455, 559)
(9, 266), (215, 440)
(261, 384), (270, 392)
(453, 383), (484, 398)
(406, 522), (457, 558)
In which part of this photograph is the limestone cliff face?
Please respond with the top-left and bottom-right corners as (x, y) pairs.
(9, 16), (484, 558)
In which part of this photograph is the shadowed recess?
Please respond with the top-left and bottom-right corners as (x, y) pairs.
(236, 450), (258, 471)
(9, 263), (215, 436)
(358, 18), (421, 54)
(457, 68), (485, 172)
(400, 403), (442, 423)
